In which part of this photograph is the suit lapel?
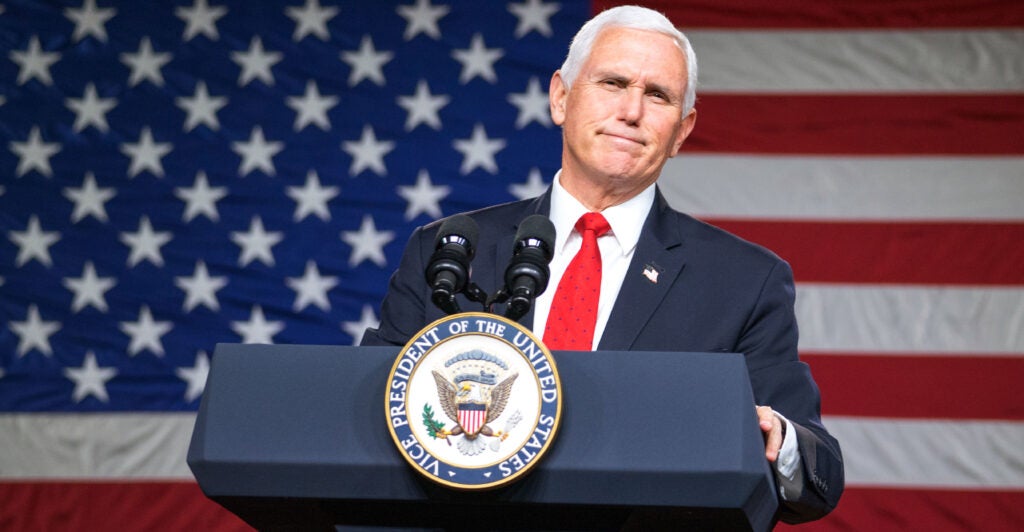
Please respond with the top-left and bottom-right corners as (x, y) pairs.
(598, 189), (687, 351)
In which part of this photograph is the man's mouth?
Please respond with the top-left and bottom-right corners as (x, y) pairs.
(600, 131), (644, 145)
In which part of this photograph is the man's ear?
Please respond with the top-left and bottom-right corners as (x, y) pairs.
(671, 108), (697, 156)
(549, 70), (568, 126)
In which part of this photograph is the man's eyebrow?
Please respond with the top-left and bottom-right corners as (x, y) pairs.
(589, 70), (681, 101)
(644, 80), (681, 103)
(589, 69), (626, 82)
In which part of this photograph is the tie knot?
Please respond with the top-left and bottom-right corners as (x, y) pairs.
(576, 212), (610, 237)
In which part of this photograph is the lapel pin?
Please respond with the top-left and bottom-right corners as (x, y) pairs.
(642, 263), (660, 284)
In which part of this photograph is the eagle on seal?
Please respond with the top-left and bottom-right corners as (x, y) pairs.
(431, 370), (518, 448)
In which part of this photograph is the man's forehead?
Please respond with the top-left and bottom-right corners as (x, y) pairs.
(584, 27), (688, 86)
(591, 26), (684, 56)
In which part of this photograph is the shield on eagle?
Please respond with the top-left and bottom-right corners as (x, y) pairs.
(458, 401), (487, 436)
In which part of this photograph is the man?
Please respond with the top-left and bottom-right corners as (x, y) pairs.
(363, 5), (843, 524)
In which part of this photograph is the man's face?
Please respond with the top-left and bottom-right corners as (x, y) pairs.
(550, 27), (696, 203)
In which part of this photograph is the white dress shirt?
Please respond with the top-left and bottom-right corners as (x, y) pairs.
(532, 171), (655, 350)
(531, 171), (804, 500)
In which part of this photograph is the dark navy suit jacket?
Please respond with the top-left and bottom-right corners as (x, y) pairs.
(362, 187), (844, 523)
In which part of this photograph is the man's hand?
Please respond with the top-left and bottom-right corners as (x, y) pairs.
(757, 405), (784, 462)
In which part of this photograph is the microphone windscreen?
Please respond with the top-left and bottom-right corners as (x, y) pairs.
(435, 214), (479, 249)
(514, 214), (556, 248)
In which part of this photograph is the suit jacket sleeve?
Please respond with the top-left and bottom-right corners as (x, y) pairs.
(742, 260), (844, 523)
(360, 226), (433, 347)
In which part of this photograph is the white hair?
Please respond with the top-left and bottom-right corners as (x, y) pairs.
(558, 5), (698, 114)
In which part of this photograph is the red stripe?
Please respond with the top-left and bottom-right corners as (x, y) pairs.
(596, 0), (1024, 28)
(705, 220), (1024, 285)
(0, 481), (251, 531)
(803, 353), (1024, 420)
(777, 487), (1024, 531)
(684, 94), (1024, 155)
(4, 482), (1020, 530)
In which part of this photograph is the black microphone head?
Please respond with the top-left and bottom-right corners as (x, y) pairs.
(435, 214), (479, 258)
(426, 214), (480, 314)
(503, 215), (556, 321)
(514, 214), (555, 261)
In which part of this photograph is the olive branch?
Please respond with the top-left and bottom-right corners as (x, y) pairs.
(422, 404), (447, 440)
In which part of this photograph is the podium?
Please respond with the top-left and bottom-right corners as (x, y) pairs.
(188, 344), (778, 531)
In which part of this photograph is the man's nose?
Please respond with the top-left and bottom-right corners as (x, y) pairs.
(618, 87), (644, 124)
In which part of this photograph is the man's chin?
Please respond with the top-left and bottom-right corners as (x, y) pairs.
(592, 156), (647, 180)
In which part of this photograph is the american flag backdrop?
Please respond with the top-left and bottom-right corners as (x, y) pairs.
(0, 0), (1021, 529)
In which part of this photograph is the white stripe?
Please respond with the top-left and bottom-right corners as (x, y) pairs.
(0, 413), (195, 479)
(687, 30), (1024, 93)
(797, 285), (1024, 355)
(660, 155), (1024, 221)
(824, 416), (1024, 489)
(4, 412), (1021, 490)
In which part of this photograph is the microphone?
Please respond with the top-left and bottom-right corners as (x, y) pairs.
(425, 214), (479, 315)
(502, 214), (556, 321)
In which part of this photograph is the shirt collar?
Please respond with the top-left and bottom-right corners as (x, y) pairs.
(549, 170), (655, 256)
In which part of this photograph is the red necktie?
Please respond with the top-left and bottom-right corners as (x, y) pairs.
(543, 212), (611, 351)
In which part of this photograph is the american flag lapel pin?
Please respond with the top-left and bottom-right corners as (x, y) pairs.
(642, 263), (660, 284)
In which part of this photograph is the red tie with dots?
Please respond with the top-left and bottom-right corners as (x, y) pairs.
(543, 212), (611, 351)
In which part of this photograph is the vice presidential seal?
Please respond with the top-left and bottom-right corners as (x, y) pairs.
(385, 312), (562, 490)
